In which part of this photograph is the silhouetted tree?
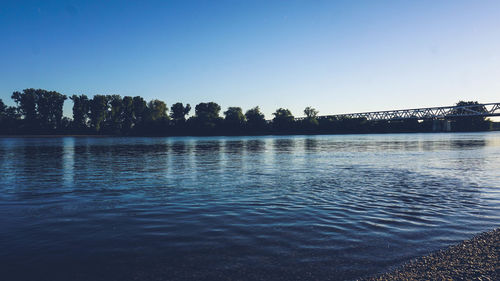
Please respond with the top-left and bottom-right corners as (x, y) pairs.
(0, 100), (20, 134)
(223, 107), (245, 134)
(245, 106), (267, 133)
(195, 102), (221, 120)
(37, 90), (67, 131)
(89, 95), (109, 133)
(0, 99), (6, 132)
(224, 107), (245, 123)
(5, 106), (20, 120)
(0, 99), (5, 120)
(132, 96), (147, 127)
(170, 102), (191, 123)
(189, 102), (223, 134)
(304, 106), (318, 118)
(272, 108), (294, 132)
(122, 96), (134, 134)
(147, 99), (168, 121)
(70, 94), (90, 131)
(169, 102), (191, 135)
(104, 95), (124, 134)
(11, 89), (38, 131)
(141, 99), (170, 135)
(301, 106), (319, 132)
(11, 89), (67, 133)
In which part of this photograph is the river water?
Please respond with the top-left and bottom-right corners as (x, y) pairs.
(1, 133), (499, 280)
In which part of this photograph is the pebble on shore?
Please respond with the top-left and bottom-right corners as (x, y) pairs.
(363, 228), (499, 281)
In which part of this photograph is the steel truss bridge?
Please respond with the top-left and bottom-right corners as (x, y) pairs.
(296, 102), (500, 122)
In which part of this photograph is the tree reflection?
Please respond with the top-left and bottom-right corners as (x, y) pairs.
(193, 140), (223, 186)
(450, 139), (486, 149)
(273, 138), (295, 153)
(304, 138), (318, 152)
(17, 139), (65, 195)
(224, 140), (244, 155)
(245, 139), (265, 153)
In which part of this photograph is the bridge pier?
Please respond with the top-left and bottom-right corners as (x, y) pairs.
(432, 119), (451, 132)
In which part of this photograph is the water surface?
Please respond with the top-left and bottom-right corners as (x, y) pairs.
(1, 133), (499, 280)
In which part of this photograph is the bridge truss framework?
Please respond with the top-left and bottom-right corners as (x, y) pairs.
(296, 102), (500, 122)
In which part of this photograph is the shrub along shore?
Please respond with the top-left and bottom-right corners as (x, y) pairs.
(0, 88), (492, 136)
(363, 228), (500, 281)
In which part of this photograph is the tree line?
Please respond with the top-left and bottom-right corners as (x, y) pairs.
(0, 88), (492, 136)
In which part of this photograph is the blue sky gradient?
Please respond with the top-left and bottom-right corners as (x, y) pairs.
(1, 0), (499, 118)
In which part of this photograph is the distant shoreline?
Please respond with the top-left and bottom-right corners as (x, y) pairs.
(363, 227), (500, 280)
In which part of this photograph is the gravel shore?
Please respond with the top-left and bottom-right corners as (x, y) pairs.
(363, 228), (499, 281)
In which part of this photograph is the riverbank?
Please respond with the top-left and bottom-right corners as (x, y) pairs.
(364, 228), (499, 280)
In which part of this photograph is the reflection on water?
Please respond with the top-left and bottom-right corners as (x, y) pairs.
(273, 138), (295, 153)
(224, 140), (244, 154)
(450, 139), (487, 149)
(245, 139), (265, 153)
(0, 133), (499, 281)
(304, 138), (318, 152)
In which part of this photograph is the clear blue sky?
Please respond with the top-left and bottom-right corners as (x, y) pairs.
(1, 0), (499, 118)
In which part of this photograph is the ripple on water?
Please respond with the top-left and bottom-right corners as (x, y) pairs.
(0, 133), (499, 280)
